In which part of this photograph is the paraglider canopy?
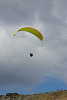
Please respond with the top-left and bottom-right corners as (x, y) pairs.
(13, 27), (43, 42)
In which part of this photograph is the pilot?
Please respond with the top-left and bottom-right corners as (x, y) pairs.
(30, 53), (33, 57)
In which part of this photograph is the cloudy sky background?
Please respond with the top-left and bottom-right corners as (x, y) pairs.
(0, 0), (67, 94)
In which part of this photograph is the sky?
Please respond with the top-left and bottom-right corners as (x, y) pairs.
(0, 0), (67, 95)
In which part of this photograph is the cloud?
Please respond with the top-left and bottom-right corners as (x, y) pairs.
(0, 0), (67, 90)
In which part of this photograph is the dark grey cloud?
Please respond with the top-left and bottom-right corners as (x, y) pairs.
(0, 0), (54, 25)
(0, 0), (34, 25)
(0, 0), (67, 89)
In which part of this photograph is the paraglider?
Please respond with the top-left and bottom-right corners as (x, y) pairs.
(13, 27), (43, 42)
(13, 26), (43, 57)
